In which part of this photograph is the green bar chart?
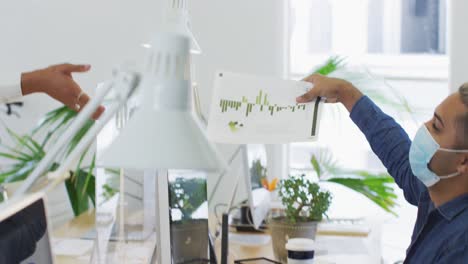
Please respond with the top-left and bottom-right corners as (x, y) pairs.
(219, 90), (308, 117)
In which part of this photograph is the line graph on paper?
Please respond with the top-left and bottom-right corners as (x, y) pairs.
(207, 72), (322, 144)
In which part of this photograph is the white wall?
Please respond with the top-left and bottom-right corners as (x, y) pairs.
(0, 0), (164, 137)
(189, 0), (287, 116)
(188, 0), (287, 211)
(0, 0), (162, 225)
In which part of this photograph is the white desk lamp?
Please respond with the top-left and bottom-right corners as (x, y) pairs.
(99, 33), (223, 264)
(11, 33), (222, 263)
(12, 71), (140, 198)
(143, 0), (200, 54)
(163, 0), (202, 54)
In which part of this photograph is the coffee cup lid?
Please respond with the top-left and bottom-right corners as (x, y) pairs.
(286, 238), (315, 251)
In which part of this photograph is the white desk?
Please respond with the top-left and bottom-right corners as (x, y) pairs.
(223, 229), (381, 264)
(53, 211), (156, 264)
(53, 211), (381, 264)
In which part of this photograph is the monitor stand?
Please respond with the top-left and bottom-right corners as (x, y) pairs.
(221, 213), (229, 264)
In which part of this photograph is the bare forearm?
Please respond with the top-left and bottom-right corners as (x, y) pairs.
(338, 82), (364, 112)
(21, 71), (45, 95)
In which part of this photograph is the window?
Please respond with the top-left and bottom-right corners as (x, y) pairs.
(287, 0), (450, 173)
(288, 0), (450, 175)
(286, 1), (450, 262)
(289, 0), (448, 79)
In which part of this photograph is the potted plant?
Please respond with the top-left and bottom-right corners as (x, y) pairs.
(0, 106), (96, 216)
(169, 177), (209, 263)
(269, 175), (332, 263)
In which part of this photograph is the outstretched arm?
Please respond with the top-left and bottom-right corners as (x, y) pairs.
(21, 63), (104, 119)
(1, 63), (104, 119)
(297, 74), (426, 205)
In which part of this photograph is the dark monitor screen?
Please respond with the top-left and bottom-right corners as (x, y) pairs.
(0, 198), (53, 264)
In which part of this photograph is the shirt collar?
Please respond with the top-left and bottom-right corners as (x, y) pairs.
(435, 193), (468, 221)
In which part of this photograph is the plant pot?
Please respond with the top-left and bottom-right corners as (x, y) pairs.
(171, 219), (209, 264)
(268, 218), (318, 264)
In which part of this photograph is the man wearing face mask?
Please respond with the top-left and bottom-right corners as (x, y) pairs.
(297, 75), (468, 263)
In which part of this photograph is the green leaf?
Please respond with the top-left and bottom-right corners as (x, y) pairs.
(32, 106), (72, 135)
(310, 155), (321, 178)
(326, 177), (397, 216)
(0, 105), (97, 216)
(311, 150), (399, 216)
(312, 56), (345, 76)
(86, 174), (96, 207)
(65, 120), (94, 156)
(65, 176), (82, 216)
(81, 154), (95, 200)
(0, 152), (30, 162)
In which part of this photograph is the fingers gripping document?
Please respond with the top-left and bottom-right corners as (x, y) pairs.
(207, 72), (322, 144)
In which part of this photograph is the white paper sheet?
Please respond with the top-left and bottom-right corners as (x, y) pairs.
(207, 72), (322, 144)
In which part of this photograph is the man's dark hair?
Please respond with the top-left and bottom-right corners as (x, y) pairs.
(459, 83), (468, 147)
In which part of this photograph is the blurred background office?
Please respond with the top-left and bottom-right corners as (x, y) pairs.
(0, 0), (466, 263)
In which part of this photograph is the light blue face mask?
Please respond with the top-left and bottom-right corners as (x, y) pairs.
(409, 125), (468, 188)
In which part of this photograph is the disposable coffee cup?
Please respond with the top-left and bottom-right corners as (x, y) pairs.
(285, 238), (315, 264)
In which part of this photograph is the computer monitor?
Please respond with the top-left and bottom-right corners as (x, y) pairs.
(242, 144), (271, 230)
(219, 144), (272, 264)
(0, 192), (55, 264)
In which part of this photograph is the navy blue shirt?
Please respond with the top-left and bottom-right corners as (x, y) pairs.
(350, 96), (468, 264)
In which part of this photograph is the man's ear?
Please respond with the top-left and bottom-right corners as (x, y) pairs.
(458, 155), (468, 175)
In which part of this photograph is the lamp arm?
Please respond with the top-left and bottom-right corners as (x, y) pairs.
(46, 72), (140, 192)
(13, 71), (140, 198)
(207, 145), (243, 205)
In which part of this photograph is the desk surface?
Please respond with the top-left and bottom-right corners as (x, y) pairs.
(53, 211), (94, 264)
(53, 212), (380, 264)
(53, 211), (156, 264)
(223, 230), (378, 264)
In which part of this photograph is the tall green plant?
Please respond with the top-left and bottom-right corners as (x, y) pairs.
(305, 56), (405, 216)
(0, 106), (96, 216)
(312, 152), (398, 215)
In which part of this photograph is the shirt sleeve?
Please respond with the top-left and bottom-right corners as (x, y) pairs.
(0, 73), (23, 103)
(350, 96), (426, 206)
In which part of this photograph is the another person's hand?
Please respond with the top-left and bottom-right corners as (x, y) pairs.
(20, 63), (104, 119)
(296, 74), (364, 112)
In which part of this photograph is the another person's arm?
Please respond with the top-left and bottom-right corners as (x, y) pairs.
(297, 74), (425, 205)
(1, 63), (104, 119)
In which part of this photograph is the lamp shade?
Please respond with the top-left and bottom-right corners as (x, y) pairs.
(98, 108), (221, 170)
(99, 33), (222, 171)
